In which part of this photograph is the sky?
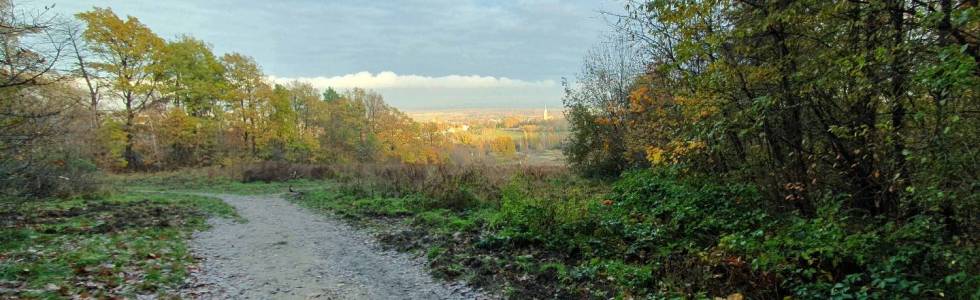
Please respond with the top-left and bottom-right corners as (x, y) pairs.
(35, 0), (622, 110)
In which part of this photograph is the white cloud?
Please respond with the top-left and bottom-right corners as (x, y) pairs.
(268, 71), (556, 90)
(266, 71), (563, 110)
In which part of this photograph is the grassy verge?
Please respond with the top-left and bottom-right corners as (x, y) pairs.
(0, 192), (239, 298)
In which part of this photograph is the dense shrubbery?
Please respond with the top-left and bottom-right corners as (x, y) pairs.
(721, 211), (978, 299)
(294, 164), (977, 298)
(240, 161), (332, 183)
(0, 156), (101, 198)
(602, 170), (975, 299)
(272, 162), (566, 211)
(552, 0), (979, 298)
(480, 169), (773, 297)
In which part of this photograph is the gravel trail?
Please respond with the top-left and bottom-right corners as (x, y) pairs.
(180, 193), (484, 299)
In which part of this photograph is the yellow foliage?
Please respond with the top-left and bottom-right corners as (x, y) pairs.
(502, 116), (521, 128)
(629, 84), (654, 112)
(646, 146), (666, 165)
(161, 108), (199, 145)
(645, 140), (706, 166)
(490, 136), (517, 157)
(97, 119), (129, 169)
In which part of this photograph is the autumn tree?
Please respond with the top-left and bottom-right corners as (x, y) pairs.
(152, 36), (228, 166)
(76, 8), (165, 169)
(261, 84), (305, 161)
(501, 116), (521, 128)
(318, 92), (371, 162)
(158, 107), (201, 166)
(283, 82), (322, 135)
(158, 36), (226, 117)
(279, 82), (325, 162)
(340, 88), (444, 163)
(221, 53), (268, 158)
(562, 36), (644, 177)
(489, 136), (517, 157)
(585, 0), (980, 218)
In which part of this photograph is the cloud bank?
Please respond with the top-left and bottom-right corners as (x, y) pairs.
(267, 72), (562, 110)
(268, 71), (556, 90)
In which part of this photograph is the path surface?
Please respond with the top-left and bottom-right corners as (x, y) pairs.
(179, 193), (485, 299)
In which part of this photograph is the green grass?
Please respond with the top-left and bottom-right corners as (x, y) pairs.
(0, 192), (238, 298)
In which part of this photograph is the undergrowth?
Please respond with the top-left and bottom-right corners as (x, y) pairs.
(290, 165), (978, 299)
(108, 167), (321, 195)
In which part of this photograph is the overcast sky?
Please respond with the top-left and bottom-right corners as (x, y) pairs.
(35, 0), (622, 110)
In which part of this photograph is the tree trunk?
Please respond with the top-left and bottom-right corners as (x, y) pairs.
(123, 94), (138, 170)
(884, 0), (908, 215)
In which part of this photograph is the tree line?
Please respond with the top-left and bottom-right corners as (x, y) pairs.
(1, 4), (447, 196)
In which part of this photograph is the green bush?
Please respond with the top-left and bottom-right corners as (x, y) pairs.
(722, 210), (978, 299)
(485, 168), (977, 298)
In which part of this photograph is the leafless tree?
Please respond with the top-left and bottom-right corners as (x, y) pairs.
(1, 0), (91, 197)
(64, 21), (103, 127)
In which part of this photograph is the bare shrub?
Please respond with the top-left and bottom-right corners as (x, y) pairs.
(241, 161), (331, 183)
(238, 160), (569, 210)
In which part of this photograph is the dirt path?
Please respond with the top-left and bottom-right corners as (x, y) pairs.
(180, 193), (485, 299)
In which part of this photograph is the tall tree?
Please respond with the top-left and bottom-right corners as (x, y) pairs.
(283, 82), (324, 162)
(261, 84), (300, 161)
(221, 53), (268, 158)
(562, 37), (644, 177)
(151, 36), (227, 167)
(321, 86), (341, 102)
(65, 22), (103, 129)
(319, 92), (372, 162)
(76, 8), (165, 170)
(589, 0), (980, 218)
(158, 36), (226, 117)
